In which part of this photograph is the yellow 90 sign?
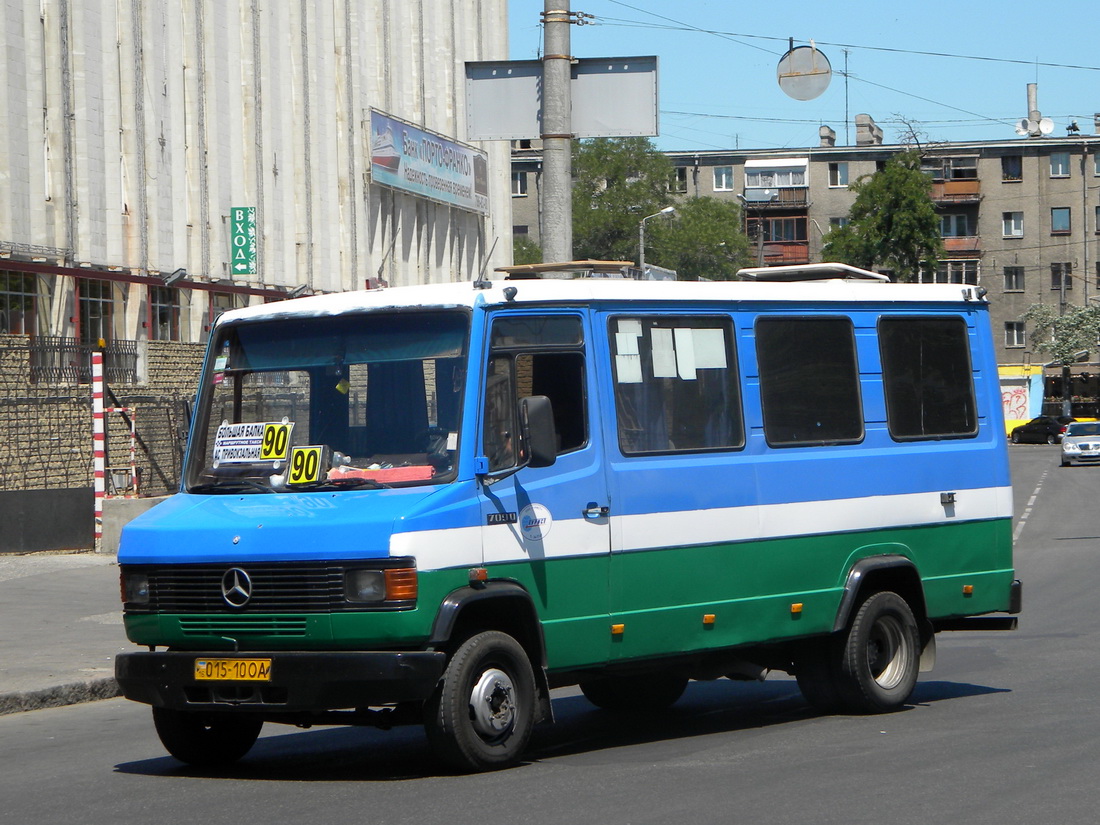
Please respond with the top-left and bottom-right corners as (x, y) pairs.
(288, 446), (323, 485)
(259, 423), (292, 461)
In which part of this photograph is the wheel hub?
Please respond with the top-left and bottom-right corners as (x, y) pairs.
(469, 668), (516, 739)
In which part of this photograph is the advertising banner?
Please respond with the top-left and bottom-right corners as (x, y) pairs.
(369, 110), (489, 215)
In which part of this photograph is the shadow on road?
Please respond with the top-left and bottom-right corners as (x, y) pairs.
(114, 676), (1009, 781)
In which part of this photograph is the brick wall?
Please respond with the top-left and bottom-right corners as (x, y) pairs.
(0, 334), (205, 496)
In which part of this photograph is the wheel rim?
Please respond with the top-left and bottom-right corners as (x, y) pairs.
(865, 614), (911, 690)
(469, 667), (517, 741)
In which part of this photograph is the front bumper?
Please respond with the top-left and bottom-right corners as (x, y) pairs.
(115, 649), (445, 712)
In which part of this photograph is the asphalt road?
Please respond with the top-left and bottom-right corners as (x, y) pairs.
(2, 445), (1094, 825)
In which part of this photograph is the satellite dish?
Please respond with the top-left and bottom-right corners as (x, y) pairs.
(1015, 118), (1031, 136)
(1039, 117), (1054, 136)
(777, 44), (832, 101)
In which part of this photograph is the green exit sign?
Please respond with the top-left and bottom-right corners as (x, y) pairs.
(230, 207), (256, 275)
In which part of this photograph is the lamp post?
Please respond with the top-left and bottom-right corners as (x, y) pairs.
(639, 206), (675, 275)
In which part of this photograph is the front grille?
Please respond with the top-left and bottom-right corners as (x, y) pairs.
(123, 560), (414, 614)
(178, 617), (308, 637)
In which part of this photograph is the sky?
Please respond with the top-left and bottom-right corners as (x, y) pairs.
(508, 0), (1100, 152)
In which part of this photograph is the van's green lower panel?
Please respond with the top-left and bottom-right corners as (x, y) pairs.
(124, 517), (1014, 674)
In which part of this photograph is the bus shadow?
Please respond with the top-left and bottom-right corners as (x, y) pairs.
(114, 676), (1007, 781)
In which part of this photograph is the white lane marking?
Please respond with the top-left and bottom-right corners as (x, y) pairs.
(1013, 467), (1050, 542)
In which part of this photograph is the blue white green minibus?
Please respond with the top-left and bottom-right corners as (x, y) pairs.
(116, 263), (1019, 771)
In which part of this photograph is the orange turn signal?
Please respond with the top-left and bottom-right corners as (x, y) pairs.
(611, 623), (625, 636)
(791, 603), (804, 615)
(384, 568), (419, 601)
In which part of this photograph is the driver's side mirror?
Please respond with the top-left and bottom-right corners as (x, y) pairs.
(521, 395), (557, 469)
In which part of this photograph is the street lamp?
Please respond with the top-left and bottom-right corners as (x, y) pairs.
(639, 206), (675, 274)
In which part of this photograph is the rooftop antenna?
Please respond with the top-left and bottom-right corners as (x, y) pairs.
(1016, 83), (1053, 137)
(473, 236), (500, 290)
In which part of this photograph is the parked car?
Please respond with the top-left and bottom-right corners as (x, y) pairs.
(1010, 415), (1075, 444)
(1060, 421), (1100, 465)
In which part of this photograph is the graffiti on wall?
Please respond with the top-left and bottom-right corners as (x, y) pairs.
(1003, 386), (1029, 421)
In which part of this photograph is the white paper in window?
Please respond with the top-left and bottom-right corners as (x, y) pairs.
(692, 328), (727, 369)
(651, 328), (677, 378)
(616, 354), (643, 383)
(617, 318), (642, 337)
(615, 331), (639, 356)
(674, 328), (697, 380)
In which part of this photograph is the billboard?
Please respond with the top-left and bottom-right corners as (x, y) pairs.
(369, 110), (489, 215)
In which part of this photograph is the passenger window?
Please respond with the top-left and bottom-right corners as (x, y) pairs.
(757, 317), (863, 446)
(483, 315), (587, 471)
(610, 316), (743, 454)
(879, 317), (977, 439)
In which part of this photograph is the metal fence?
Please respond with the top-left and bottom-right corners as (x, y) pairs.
(29, 336), (139, 384)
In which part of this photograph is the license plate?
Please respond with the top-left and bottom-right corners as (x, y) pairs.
(194, 658), (272, 682)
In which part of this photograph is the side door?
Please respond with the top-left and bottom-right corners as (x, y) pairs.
(478, 311), (612, 671)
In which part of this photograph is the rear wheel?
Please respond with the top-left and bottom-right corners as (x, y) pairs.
(1011, 432), (1021, 444)
(579, 672), (688, 712)
(151, 707), (263, 768)
(1047, 434), (1057, 445)
(424, 630), (536, 772)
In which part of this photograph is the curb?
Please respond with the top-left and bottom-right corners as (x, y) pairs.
(0, 677), (121, 717)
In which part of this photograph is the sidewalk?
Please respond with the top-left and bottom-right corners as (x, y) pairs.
(0, 552), (128, 715)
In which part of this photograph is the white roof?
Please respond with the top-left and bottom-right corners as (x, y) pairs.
(216, 277), (986, 327)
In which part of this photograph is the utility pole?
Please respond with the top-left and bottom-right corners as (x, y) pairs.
(541, 1), (573, 268)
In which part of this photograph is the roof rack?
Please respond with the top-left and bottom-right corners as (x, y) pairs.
(495, 260), (637, 280)
(736, 263), (889, 282)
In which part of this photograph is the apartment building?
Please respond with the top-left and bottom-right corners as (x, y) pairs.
(511, 115), (1100, 378)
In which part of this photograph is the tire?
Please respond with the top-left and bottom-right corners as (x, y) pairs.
(151, 707), (263, 768)
(423, 630), (536, 772)
(1011, 432), (1020, 444)
(1047, 434), (1057, 445)
(835, 591), (920, 713)
(579, 672), (688, 712)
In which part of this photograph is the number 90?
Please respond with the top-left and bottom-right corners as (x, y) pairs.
(261, 424), (289, 459)
(289, 447), (321, 484)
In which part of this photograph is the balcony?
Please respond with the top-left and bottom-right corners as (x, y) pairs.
(931, 180), (981, 204)
(943, 236), (982, 257)
(759, 242), (811, 265)
(741, 187), (809, 209)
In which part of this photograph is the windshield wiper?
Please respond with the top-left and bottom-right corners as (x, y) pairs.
(189, 479), (275, 494)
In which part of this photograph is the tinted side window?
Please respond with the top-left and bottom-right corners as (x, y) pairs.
(610, 316), (743, 454)
(879, 317), (977, 439)
(757, 317), (863, 446)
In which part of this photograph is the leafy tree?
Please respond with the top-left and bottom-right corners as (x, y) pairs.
(1023, 302), (1100, 414)
(646, 197), (752, 280)
(512, 234), (542, 266)
(822, 150), (942, 281)
(571, 137), (674, 262)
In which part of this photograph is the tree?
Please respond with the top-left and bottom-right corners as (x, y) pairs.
(571, 137), (674, 262)
(1023, 302), (1100, 414)
(512, 235), (542, 266)
(646, 197), (752, 280)
(822, 150), (942, 281)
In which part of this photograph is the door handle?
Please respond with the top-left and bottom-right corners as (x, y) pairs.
(583, 502), (610, 519)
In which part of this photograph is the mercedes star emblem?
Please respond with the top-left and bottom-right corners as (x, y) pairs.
(221, 567), (253, 607)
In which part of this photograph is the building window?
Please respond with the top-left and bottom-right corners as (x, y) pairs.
(1095, 154), (1100, 177)
(78, 279), (114, 343)
(744, 162), (806, 188)
(1095, 205), (1100, 233)
(1096, 262), (1100, 290)
(828, 162), (849, 187)
(940, 214), (969, 237)
(149, 286), (180, 341)
(1002, 212), (1024, 237)
(925, 261), (978, 285)
(829, 217), (850, 231)
(1004, 321), (1026, 349)
(668, 167), (688, 194)
(1001, 155), (1023, 182)
(756, 317), (863, 446)
(0, 272), (38, 335)
(1003, 266), (1025, 292)
(1050, 152), (1070, 177)
(922, 157), (977, 181)
(1051, 207), (1071, 234)
(713, 166), (734, 191)
(513, 225), (529, 236)
(1051, 262), (1073, 290)
(511, 171), (527, 197)
(748, 216), (807, 242)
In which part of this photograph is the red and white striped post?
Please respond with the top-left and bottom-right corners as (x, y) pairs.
(91, 352), (106, 550)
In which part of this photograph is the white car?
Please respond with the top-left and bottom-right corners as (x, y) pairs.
(1060, 422), (1100, 466)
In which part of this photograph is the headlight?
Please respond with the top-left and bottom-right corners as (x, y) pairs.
(1064, 442), (1080, 452)
(344, 570), (386, 603)
(123, 572), (150, 605)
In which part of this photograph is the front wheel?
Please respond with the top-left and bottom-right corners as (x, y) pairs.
(424, 630), (536, 772)
(151, 707), (263, 767)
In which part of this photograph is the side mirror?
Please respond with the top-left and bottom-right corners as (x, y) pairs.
(521, 395), (557, 469)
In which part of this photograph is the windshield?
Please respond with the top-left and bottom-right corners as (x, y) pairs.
(1066, 422), (1100, 437)
(185, 310), (468, 492)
